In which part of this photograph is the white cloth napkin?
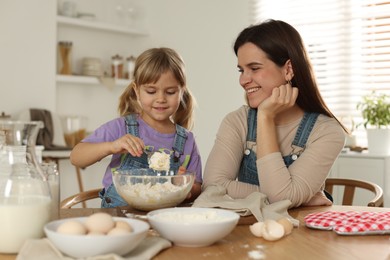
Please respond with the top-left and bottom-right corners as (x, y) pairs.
(16, 236), (171, 260)
(192, 185), (299, 226)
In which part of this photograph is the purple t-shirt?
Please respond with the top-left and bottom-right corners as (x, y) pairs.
(82, 116), (202, 188)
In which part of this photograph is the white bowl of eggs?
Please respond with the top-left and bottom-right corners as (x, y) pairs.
(44, 212), (149, 258)
(147, 207), (240, 247)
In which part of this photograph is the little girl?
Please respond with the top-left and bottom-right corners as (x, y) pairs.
(70, 47), (202, 208)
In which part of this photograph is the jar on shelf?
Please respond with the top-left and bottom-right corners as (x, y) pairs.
(126, 55), (136, 80)
(82, 57), (103, 77)
(58, 41), (73, 75)
(111, 54), (124, 79)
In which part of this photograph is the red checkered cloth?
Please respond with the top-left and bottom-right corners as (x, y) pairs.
(304, 211), (390, 235)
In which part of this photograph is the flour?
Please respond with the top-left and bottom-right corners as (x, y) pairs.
(151, 210), (231, 223)
(248, 250), (266, 259)
(148, 151), (170, 172)
(118, 179), (190, 209)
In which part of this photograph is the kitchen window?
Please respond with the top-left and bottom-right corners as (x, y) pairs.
(252, 0), (390, 147)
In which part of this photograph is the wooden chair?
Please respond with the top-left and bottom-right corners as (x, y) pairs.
(325, 178), (384, 207)
(60, 188), (102, 209)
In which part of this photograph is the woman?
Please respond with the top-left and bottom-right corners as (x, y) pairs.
(202, 19), (346, 208)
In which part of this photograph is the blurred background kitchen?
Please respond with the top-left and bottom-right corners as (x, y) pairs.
(0, 0), (249, 205)
(1, 0), (390, 207)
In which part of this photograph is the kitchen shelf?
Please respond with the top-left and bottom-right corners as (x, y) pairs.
(57, 15), (148, 36)
(56, 74), (130, 87)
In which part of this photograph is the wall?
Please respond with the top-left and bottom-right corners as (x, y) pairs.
(0, 0), (252, 204)
(141, 0), (251, 167)
(0, 0), (57, 114)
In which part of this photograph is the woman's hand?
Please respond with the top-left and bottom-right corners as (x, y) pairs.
(258, 83), (299, 118)
(111, 134), (145, 157)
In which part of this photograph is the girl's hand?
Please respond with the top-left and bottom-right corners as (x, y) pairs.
(184, 182), (202, 202)
(111, 134), (145, 157)
(258, 83), (299, 118)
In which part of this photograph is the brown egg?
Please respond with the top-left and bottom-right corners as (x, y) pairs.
(57, 220), (87, 235)
(277, 218), (294, 235)
(261, 219), (285, 241)
(107, 227), (131, 236)
(85, 212), (115, 234)
(249, 221), (264, 237)
(115, 220), (133, 232)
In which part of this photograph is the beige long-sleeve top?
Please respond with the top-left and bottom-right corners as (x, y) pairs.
(203, 105), (345, 208)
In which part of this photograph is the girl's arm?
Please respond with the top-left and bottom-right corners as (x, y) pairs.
(70, 142), (114, 168)
(70, 133), (145, 168)
(183, 135), (203, 201)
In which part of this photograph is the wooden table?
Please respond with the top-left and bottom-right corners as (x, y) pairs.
(155, 206), (390, 260)
(1, 206), (390, 260)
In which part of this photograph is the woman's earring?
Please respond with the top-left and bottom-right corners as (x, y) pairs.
(287, 79), (292, 86)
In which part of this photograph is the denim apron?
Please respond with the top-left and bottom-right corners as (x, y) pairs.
(99, 114), (188, 208)
(238, 108), (319, 186)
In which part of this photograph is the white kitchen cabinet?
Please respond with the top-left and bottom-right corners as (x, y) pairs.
(57, 15), (148, 36)
(55, 13), (148, 129)
(54, 5), (148, 205)
(329, 152), (390, 207)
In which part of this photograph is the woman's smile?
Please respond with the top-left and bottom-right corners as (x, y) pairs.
(246, 87), (261, 94)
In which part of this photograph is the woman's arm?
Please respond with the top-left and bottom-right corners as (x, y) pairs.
(258, 116), (345, 207)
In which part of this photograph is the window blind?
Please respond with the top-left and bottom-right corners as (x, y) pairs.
(252, 0), (390, 147)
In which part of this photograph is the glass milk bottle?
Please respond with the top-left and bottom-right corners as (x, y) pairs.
(0, 120), (51, 254)
(41, 161), (60, 221)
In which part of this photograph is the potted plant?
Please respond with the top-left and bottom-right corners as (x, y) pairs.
(357, 91), (390, 154)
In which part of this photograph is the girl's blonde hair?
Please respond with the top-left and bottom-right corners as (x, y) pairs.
(118, 47), (196, 130)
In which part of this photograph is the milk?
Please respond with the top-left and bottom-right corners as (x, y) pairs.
(0, 196), (51, 253)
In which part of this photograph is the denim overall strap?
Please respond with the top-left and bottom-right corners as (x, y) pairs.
(237, 108), (259, 185)
(238, 109), (319, 186)
(172, 124), (187, 161)
(292, 112), (319, 148)
(124, 114), (139, 137)
(283, 112), (319, 165)
(247, 108), (257, 141)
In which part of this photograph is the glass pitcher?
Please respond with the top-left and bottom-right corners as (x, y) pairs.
(0, 120), (52, 254)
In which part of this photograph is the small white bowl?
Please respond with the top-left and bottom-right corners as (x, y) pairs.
(44, 217), (149, 258)
(147, 207), (240, 247)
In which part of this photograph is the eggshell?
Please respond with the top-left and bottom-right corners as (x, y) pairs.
(249, 221), (264, 237)
(115, 220), (133, 232)
(261, 219), (285, 241)
(85, 212), (115, 233)
(57, 220), (87, 235)
(107, 227), (131, 236)
(277, 218), (294, 235)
